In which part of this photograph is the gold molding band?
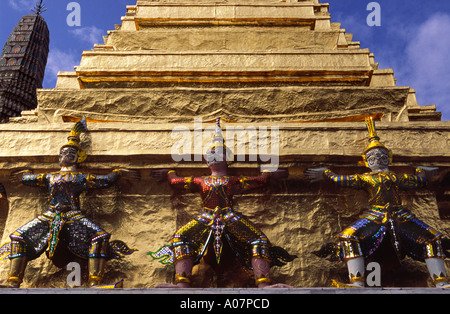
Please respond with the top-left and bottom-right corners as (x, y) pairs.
(255, 274), (271, 286)
(175, 273), (191, 284)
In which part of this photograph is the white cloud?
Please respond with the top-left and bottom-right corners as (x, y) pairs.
(405, 13), (450, 120)
(43, 48), (80, 88)
(8, 0), (37, 11)
(69, 26), (105, 47)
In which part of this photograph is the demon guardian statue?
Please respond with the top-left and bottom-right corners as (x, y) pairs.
(3, 118), (137, 288)
(306, 117), (449, 288)
(151, 118), (296, 288)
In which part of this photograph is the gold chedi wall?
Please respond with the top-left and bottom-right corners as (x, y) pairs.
(0, 0), (449, 288)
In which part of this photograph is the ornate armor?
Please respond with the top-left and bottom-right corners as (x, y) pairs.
(10, 170), (122, 264)
(3, 117), (135, 287)
(310, 117), (448, 287)
(168, 171), (274, 267)
(319, 168), (444, 263)
(150, 118), (295, 287)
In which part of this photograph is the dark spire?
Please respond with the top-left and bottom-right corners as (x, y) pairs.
(0, 4), (49, 122)
(31, 0), (47, 15)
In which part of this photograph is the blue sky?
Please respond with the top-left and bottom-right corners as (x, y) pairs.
(1, 0), (449, 120)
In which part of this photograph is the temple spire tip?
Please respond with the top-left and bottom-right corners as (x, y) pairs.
(31, 0), (47, 15)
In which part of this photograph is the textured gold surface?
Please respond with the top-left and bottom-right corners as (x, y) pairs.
(0, 0), (448, 289)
